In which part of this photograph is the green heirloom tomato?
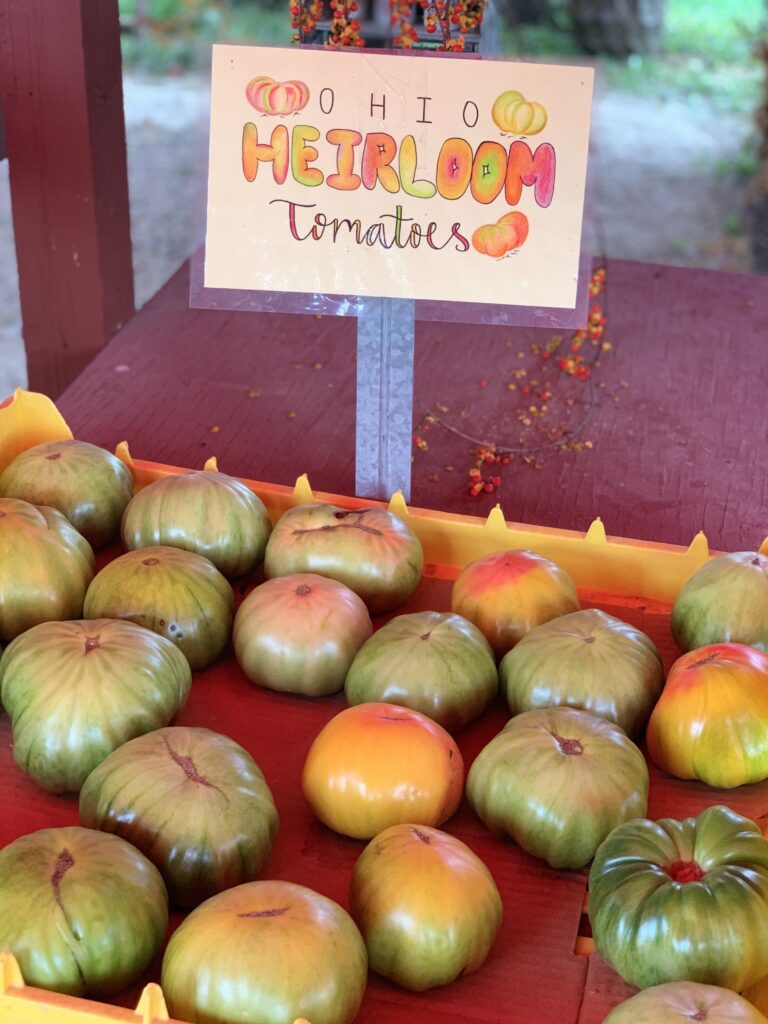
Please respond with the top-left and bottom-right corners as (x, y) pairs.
(0, 439), (134, 548)
(264, 503), (423, 613)
(345, 610), (498, 732)
(603, 982), (768, 1023)
(500, 608), (664, 736)
(589, 805), (768, 991)
(350, 823), (502, 991)
(80, 726), (279, 909)
(233, 573), (372, 696)
(466, 706), (648, 869)
(83, 545), (234, 670)
(122, 466), (272, 577)
(671, 551), (768, 652)
(0, 497), (95, 642)
(161, 880), (368, 1024)
(0, 826), (168, 996)
(0, 619), (191, 793)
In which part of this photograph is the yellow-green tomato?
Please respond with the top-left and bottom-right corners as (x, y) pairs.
(121, 467), (272, 577)
(0, 439), (134, 549)
(500, 608), (663, 737)
(0, 826), (168, 997)
(234, 573), (372, 696)
(350, 823), (502, 991)
(161, 880), (368, 1024)
(466, 706), (648, 869)
(345, 610), (498, 731)
(603, 982), (768, 1023)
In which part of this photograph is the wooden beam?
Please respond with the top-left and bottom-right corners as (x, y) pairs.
(0, 0), (134, 396)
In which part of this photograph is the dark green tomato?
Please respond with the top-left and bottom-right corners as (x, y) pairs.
(83, 546), (234, 670)
(500, 608), (663, 736)
(0, 826), (168, 996)
(345, 610), (498, 732)
(671, 551), (768, 652)
(264, 503), (423, 614)
(466, 706), (648, 869)
(0, 439), (134, 548)
(0, 618), (191, 793)
(0, 498), (95, 642)
(122, 468), (272, 578)
(79, 726), (278, 909)
(589, 805), (768, 991)
(161, 880), (367, 1024)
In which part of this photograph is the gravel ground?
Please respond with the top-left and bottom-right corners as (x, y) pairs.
(0, 68), (756, 399)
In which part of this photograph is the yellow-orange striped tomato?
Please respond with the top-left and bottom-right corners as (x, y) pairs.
(451, 549), (580, 658)
(350, 824), (502, 991)
(647, 643), (768, 788)
(302, 703), (463, 839)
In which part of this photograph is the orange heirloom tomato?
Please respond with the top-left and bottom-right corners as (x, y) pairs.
(301, 703), (464, 839)
(646, 643), (768, 788)
(451, 549), (580, 658)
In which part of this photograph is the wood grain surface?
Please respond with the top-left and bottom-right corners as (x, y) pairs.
(0, 0), (134, 396)
(57, 257), (767, 552)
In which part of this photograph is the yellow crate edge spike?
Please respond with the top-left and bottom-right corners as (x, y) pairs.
(134, 982), (169, 1023)
(0, 389), (73, 475)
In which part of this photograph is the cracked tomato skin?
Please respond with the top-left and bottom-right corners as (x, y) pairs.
(350, 823), (503, 991)
(603, 982), (768, 1023)
(0, 826), (168, 996)
(79, 726), (279, 910)
(302, 702), (464, 839)
(451, 549), (580, 658)
(589, 805), (768, 992)
(264, 503), (423, 614)
(161, 880), (367, 1024)
(646, 643), (768, 788)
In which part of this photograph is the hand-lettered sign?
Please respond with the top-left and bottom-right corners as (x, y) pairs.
(205, 45), (594, 309)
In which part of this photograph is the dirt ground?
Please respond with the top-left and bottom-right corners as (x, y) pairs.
(0, 67), (756, 399)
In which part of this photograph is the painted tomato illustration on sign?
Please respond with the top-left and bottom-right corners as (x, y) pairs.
(246, 76), (309, 115)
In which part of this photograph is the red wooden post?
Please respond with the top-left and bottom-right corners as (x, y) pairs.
(0, 0), (134, 397)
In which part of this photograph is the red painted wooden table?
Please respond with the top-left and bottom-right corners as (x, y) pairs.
(3, 255), (767, 1024)
(57, 256), (767, 553)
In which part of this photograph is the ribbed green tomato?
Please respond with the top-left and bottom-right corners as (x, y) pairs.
(345, 611), (498, 732)
(79, 726), (278, 909)
(161, 880), (368, 1024)
(0, 497), (95, 642)
(0, 619), (191, 793)
(233, 573), (372, 696)
(500, 608), (663, 736)
(589, 805), (768, 991)
(122, 467), (272, 577)
(466, 707), (648, 869)
(83, 546), (234, 670)
(264, 503), (423, 613)
(350, 823), (503, 991)
(0, 826), (168, 997)
(646, 643), (768, 788)
(451, 549), (580, 658)
(603, 982), (768, 1023)
(0, 439), (133, 549)
(671, 551), (768, 652)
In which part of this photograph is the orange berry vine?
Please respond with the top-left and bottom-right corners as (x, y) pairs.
(291, 0), (486, 49)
